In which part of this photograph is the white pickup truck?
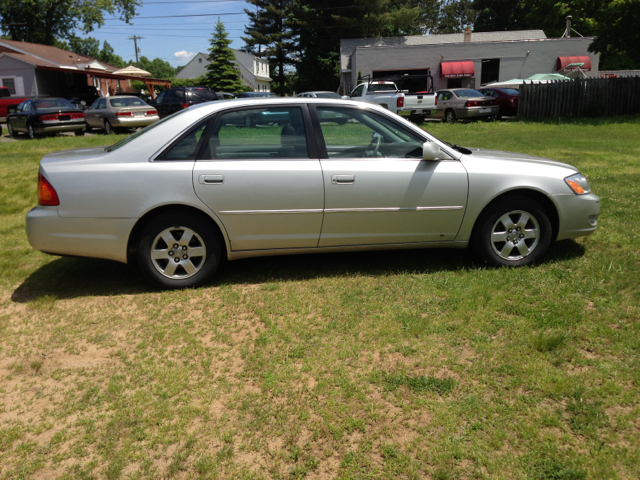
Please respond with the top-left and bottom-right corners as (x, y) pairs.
(346, 81), (437, 118)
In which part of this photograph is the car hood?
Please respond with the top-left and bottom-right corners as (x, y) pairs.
(464, 147), (576, 170)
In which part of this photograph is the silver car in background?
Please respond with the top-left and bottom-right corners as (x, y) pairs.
(85, 96), (159, 134)
(26, 98), (599, 289)
(434, 88), (500, 123)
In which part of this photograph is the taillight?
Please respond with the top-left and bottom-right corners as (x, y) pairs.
(72, 112), (85, 119)
(39, 114), (57, 121)
(116, 111), (133, 117)
(396, 97), (404, 108)
(146, 110), (157, 116)
(181, 103), (189, 109)
(465, 100), (479, 107)
(38, 173), (59, 206)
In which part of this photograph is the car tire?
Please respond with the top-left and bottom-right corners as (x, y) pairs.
(445, 109), (456, 124)
(471, 196), (553, 267)
(27, 123), (37, 140)
(7, 120), (17, 138)
(104, 119), (112, 134)
(74, 130), (85, 136)
(136, 210), (222, 289)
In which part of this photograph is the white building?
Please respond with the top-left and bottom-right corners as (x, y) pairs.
(176, 50), (272, 92)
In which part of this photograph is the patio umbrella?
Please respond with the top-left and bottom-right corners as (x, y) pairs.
(112, 66), (153, 77)
(526, 73), (570, 81)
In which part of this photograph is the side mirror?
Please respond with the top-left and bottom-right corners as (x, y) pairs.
(341, 96), (349, 100)
(8, 107), (17, 114)
(423, 142), (441, 161)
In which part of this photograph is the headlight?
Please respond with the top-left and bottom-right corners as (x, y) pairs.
(564, 173), (591, 195)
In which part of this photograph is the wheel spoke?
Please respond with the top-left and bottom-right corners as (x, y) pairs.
(163, 261), (178, 277)
(161, 231), (176, 247)
(179, 229), (194, 246)
(182, 260), (197, 276)
(515, 242), (532, 256)
(151, 249), (169, 260)
(499, 242), (515, 258)
(515, 212), (531, 229)
(491, 230), (509, 243)
(188, 246), (206, 258)
(523, 229), (538, 240)
(498, 213), (516, 230)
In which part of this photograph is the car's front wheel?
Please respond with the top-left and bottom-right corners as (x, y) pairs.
(471, 196), (553, 267)
(104, 119), (113, 134)
(6, 120), (17, 138)
(137, 211), (222, 289)
(445, 109), (456, 124)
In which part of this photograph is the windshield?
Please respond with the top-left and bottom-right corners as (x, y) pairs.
(315, 92), (342, 99)
(454, 89), (484, 99)
(34, 99), (76, 110)
(110, 97), (146, 107)
(500, 88), (519, 96)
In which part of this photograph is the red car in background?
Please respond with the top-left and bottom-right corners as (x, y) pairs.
(479, 87), (519, 118)
(0, 86), (31, 122)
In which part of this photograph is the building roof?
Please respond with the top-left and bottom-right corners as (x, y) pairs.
(0, 52), (58, 68)
(0, 38), (119, 72)
(340, 30), (548, 70)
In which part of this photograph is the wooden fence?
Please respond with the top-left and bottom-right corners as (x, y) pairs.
(518, 76), (640, 119)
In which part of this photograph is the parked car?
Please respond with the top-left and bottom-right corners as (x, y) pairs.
(295, 91), (349, 124)
(153, 87), (220, 118)
(26, 98), (600, 289)
(347, 81), (437, 118)
(114, 91), (152, 104)
(234, 92), (278, 99)
(85, 96), (159, 134)
(434, 89), (499, 123)
(0, 86), (31, 122)
(216, 92), (235, 100)
(6, 98), (86, 139)
(478, 87), (519, 118)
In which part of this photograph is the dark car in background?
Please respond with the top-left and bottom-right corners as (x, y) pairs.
(234, 92), (278, 99)
(62, 85), (100, 110)
(479, 87), (519, 118)
(152, 87), (220, 118)
(6, 98), (86, 139)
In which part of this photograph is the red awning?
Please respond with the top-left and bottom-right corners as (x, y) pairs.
(440, 61), (475, 78)
(557, 56), (592, 71)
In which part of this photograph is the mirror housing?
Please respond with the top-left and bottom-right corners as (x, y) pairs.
(423, 142), (441, 161)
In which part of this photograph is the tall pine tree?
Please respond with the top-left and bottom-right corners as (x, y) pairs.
(204, 19), (246, 93)
(242, 0), (297, 95)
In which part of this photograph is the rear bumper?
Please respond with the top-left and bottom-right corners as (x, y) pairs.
(26, 207), (136, 263)
(455, 106), (500, 119)
(110, 115), (160, 128)
(34, 122), (86, 134)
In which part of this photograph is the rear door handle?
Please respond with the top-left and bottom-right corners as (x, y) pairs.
(199, 174), (224, 185)
(332, 175), (355, 185)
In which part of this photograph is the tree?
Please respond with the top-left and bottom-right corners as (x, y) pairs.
(135, 56), (176, 79)
(68, 35), (100, 58)
(242, 0), (298, 96)
(204, 19), (245, 93)
(98, 40), (126, 68)
(589, 0), (640, 69)
(0, 0), (140, 46)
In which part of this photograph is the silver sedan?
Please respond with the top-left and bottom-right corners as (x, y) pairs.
(85, 96), (159, 134)
(26, 99), (600, 289)
(434, 88), (500, 123)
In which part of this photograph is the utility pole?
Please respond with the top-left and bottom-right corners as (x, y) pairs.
(128, 35), (144, 66)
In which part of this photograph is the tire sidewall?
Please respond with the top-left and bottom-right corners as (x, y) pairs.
(472, 196), (553, 267)
(445, 110), (456, 124)
(137, 211), (221, 289)
(7, 121), (15, 137)
(28, 123), (36, 139)
(104, 120), (112, 134)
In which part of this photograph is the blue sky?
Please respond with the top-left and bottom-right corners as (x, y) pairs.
(85, 0), (252, 67)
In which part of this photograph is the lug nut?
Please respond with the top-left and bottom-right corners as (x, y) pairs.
(168, 251), (174, 256)
(173, 243), (179, 248)
(182, 246), (187, 251)
(520, 234), (524, 238)
(183, 254), (188, 259)
(507, 236), (510, 241)
(174, 257), (180, 263)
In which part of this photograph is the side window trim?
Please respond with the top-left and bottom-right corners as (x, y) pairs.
(195, 104), (318, 161)
(152, 115), (215, 162)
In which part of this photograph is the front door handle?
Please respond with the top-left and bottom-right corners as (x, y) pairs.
(332, 174), (355, 185)
(198, 174), (224, 185)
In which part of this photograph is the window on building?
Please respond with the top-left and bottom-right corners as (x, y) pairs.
(481, 59), (500, 85)
(447, 78), (463, 89)
(2, 78), (16, 95)
(199, 58), (202, 63)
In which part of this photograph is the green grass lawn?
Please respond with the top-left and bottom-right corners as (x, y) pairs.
(0, 118), (639, 480)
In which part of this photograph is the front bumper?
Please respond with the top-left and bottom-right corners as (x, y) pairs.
(110, 115), (159, 128)
(553, 192), (600, 241)
(26, 207), (137, 263)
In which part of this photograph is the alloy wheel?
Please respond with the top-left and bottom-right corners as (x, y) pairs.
(489, 210), (540, 261)
(150, 226), (207, 279)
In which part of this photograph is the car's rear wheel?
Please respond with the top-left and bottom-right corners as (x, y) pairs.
(137, 211), (222, 289)
(7, 120), (17, 138)
(471, 196), (553, 267)
(445, 109), (456, 124)
(104, 119), (112, 134)
(27, 123), (38, 139)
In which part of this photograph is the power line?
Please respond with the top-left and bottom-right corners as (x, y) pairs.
(128, 35), (144, 65)
(104, 12), (244, 21)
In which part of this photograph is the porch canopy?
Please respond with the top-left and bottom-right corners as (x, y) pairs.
(440, 61), (475, 78)
(36, 65), (171, 99)
(557, 56), (592, 72)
